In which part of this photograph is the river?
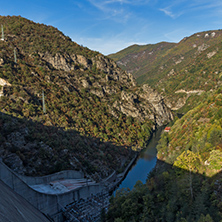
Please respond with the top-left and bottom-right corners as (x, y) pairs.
(116, 127), (163, 191)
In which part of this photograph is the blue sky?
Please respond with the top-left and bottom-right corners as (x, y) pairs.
(1, 0), (222, 55)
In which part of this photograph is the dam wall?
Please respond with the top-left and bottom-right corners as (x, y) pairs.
(0, 160), (106, 221)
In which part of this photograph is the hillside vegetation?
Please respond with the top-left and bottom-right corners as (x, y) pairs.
(106, 88), (222, 222)
(109, 30), (222, 112)
(157, 88), (222, 176)
(109, 42), (175, 79)
(107, 30), (222, 221)
(0, 16), (172, 178)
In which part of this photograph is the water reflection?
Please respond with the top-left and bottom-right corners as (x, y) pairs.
(115, 127), (163, 191)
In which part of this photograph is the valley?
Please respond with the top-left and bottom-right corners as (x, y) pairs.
(0, 15), (221, 222)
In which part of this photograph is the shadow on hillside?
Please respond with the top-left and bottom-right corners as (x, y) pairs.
(1, 112), (222, 221)
(108, 158), (222, 222)
(0, 111), (134, 180)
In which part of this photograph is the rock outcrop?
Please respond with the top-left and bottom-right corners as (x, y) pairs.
(38, 51), (173, 124)
(0, 77), (11, 97)
(113, 84), (173, 126)
(38, 52), (136, 87)
(164, 89), (205, 110)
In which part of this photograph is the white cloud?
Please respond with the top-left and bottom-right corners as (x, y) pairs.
(159, 0), (186, 19)
(86, 0), (134, 24)
(159, 0), (222, 19)
(103, 0), (151, 5)
(87, 0), (151, 22)
(159, 8), (178, 19)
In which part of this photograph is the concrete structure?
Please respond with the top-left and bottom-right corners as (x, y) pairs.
(0, 153), (138, 221)
(0, 180), (50, 222)
(0, 160), (107, 221)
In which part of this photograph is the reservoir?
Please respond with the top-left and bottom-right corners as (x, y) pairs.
(116, 127), (163, 191)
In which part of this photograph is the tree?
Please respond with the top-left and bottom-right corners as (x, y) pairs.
(197, 214), (214, 222)
(173, 150), (202, 200)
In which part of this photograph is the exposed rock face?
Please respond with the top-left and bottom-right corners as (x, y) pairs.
(207, 50), (217, 59)
(4, 153), (26, 175)
(81, 79), (91, 88)
(38, 52), (137, 87)
(0, 78), (12, 97)
(139, 85), (173, 125)
(75, 54), (92, 69)
(113, 84), (173, 126)
(36, 50), (173, 125)
(165, 96), (188, 111)
(164, 89), (205, 110)
(113, 100), (141, 119)
(0, 78), (11, 86)
(197, 43), (209, 54)
(92, 55), (118, 74)
(0, 58), (4, 66)
(39, 52), (75, 71)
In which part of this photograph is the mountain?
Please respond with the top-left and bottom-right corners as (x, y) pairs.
(0, 16), (172, 179)
(109, 42), (175, 79)
(107, 30), (222, 222)
(109, 30), (222, 112)
(106, 87), (222, 222)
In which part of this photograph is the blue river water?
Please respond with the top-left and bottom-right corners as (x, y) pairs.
(116, 127), (163, 191)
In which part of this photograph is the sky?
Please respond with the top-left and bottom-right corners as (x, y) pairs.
(1, 0), (222, 55)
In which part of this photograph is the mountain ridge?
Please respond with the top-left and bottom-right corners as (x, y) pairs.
(109, 29), (222, 112)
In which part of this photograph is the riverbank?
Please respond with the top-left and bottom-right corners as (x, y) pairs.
(61, 153), (139, 221)
(0, 126), (161, 222)
(105, 152), (139, 192)
(62, 128), (163, 221)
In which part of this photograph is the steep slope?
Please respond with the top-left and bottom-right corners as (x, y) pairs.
(0, 16), (172, 179)
(106, 88), (222, 222)
(157, 87), (222, 177)
(109, 42), (175, 79)
(109, 30), (222, 112)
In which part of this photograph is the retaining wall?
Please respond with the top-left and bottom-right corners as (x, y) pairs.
(17, 169), (84, 185)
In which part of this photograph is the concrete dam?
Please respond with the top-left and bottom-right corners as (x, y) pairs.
(0, 159), (111, 221)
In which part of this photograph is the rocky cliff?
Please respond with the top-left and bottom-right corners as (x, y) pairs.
(113, 84), (173, 126)
(37, 51), (172, 126)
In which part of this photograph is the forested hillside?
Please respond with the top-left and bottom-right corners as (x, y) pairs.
(109, 30), (222, 112)
(106, 88), (222, 222)
(1, 16), (221, 222)
(157, 88), (222, 177)
(107, 30), (222, 222)
(0, 16), (173, 178)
